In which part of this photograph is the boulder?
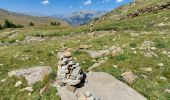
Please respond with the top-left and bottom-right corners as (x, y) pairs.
(54, 72), (147, 100)
(8, 66), (52, 85)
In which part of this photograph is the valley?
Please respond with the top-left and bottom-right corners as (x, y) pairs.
(0, 0), (170, 100)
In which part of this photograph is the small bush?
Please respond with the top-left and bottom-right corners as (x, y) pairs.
(49, 71), (57, 80)
(8, 39), (16, 44)
(155, 41), (166, 48)
(24, 49), (32, 52)
(115, 54), (127, 61)
(2, 19), (24, 29)
(129, 43), (137, 48)
(0, 24), (2, 30)
(47, 52), (53, 57)
(29, 22), (34, 26)
(36, 50), (43, 54)
(51, 22), (60, 26)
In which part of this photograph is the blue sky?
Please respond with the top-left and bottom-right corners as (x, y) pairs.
(0, 0), (133, 15)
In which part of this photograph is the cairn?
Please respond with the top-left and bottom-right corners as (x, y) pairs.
(57, 49), (84, 92)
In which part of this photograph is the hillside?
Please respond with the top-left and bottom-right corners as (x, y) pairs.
(92, 0), (170, 31)
(0, 0), (170, 100)
(0, 8), (68, 26)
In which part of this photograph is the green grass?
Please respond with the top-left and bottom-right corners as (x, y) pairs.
(0, 0), (170, 99)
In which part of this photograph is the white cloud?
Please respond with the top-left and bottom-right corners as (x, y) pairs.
(102, 0), (124, 3)
(83, 0), (92, 5)
(116, 0), (123, 3)
(41, 0), (50, 5)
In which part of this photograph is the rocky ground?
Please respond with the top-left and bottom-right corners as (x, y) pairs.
(0, 0), (170, 99)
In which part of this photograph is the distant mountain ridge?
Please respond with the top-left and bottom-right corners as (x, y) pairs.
(0, 8), (68, 26)
(64, 10), (107, 26)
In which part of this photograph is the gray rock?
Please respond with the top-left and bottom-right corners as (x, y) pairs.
(54, 72), (147, 100)
(66, 79), (81, 86)
(0, 78), (6, 83)
(20, 87), (33, 92)
(8, 66), (52, 85)
(85, 91), (92, 97)
(15, 81), (23, 87)
(121, 71), (137, 84)
(87, 50), (110, 58)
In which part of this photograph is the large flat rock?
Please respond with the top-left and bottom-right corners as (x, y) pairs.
(8, 66), (52, 85)
(55, 72), (147, 100)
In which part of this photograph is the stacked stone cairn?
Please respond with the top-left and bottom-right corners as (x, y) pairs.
(57, 49), (84, 92)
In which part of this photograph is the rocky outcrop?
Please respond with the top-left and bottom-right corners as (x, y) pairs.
(54, 72), (147, 100)
(127, 2), (170, 18)
(87, 50), (110, 58)
(8, 66), (52, 85)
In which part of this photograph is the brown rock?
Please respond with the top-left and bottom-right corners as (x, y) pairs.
(110, 46), (123, 56)
(66, 85), (77, 93)
(121, 71), (137, 84)
(64, 51), (72, 57)
(79, 45), (90, 49)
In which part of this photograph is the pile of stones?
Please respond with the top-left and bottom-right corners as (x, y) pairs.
(57, 49), (84, 92)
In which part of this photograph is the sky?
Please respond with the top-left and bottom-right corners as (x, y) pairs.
(0, 0), (133, 15)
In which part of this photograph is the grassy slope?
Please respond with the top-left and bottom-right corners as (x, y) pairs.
(0, 0), (170, 100)
(0, 9), (68, 26)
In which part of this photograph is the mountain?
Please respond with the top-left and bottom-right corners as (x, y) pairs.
(52, 14), (67, 19)
(92, 0), (170, 31)
(0, 8), (68, 26)
(65, 10), (107, 26)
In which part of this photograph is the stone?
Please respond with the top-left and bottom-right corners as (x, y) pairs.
(67, 79), (81, 86)
(54, 72), (147, 100)
(165, 89), (170, 94)
(121, 71), (137, 84)
(151, 47), (156, 50)
(113, 65), (118, 68)
(0, 78), (6, 82)
(28, 93), (31, 96)
(57, 52), (65, 59)
(20, 87), (33, 92)
(77, 92), (87, 100)
(68, 60), (76, 65)
(15, 81), (23, 87)
(87, 50), (109, 58)
(134, 51), (137, 54)
(64, 51), (72, 57)
(8, 66), (52, 85)
(76, 72), (146, 100)
(66, 85), (77, 93)
(144, 52), (157, 58)
(79, 45), (90, 49)
(85, 91), (92, 97)
(109, 46), (123, 56)
(157, 63), (164, 67)
(160, 76), (167, 80)
(131, 33), (139, 37)
(140, 67), (152, 72)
